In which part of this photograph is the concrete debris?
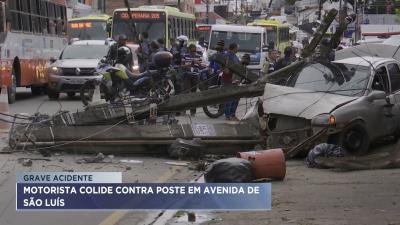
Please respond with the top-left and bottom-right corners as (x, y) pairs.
(165, 161), (189, 167)
(205, 158), (255, 183)
(20, 159), (32, 167)
(75, 153), (111, 164)
(168, 138), (204, 160)
(188, 161), (207, 171)
(18, 157), (51, 167)
(120, 159), (143, 164)
(187, 212), (196, 222)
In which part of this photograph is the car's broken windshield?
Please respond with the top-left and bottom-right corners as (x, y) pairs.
(287, 62), (370, 97)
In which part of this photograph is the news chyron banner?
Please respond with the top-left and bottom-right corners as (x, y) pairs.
(16, 172), (271, 210)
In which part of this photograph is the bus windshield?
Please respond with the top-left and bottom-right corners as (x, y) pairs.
(68, 20), (108, 40)
(210, 31), (262, 53)
(196, 26), (211, 42)
(112, 11), (166, 43)
(265, 26), (277, 45)
(112, 20), (165, 43)
(60, 45), (109, 59)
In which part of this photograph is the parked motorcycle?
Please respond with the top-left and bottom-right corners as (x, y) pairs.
(80, 52), (175, 106)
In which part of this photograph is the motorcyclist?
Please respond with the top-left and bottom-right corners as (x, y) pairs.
(108, 34), (133, 69)
(102, 35), (135, 88)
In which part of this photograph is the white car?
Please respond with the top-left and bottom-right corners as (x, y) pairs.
(47, 40), (112, 99)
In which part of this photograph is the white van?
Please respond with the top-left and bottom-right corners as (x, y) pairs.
(208, 25), (267, 73)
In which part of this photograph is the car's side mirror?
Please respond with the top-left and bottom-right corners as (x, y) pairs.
(367, 90), (386, 102)
(50, 57), (56, 64)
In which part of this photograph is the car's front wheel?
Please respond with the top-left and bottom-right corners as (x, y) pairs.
(47, 89), (60, 100)
(328, 121), (370, 155)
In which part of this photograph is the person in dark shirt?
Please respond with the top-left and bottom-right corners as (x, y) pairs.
(275, 46), (293, 71)
(221, 43), (240, 121)
(136, 32), (150, 72)
(148, 41), (161, 70)
(208, 40), (226, 86)
(182, 44), (206, 116)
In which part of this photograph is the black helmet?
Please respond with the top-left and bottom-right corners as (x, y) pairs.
(153, 51), (172, 69)
(117, 46), (130, 57)
(118, 34), (128, 41)
(241, 54), (250, 65)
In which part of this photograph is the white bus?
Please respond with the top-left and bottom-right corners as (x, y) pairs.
(0, 0), (68, 103)
(208, 25), (267, 73)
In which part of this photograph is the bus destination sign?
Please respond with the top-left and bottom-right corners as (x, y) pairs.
(70, 22), (92, 29)
(117, 12), (165, 20)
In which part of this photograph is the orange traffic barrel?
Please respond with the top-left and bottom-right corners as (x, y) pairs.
(237, 149), (286, 180)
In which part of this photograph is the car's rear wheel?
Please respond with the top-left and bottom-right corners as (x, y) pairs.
(328, 121), (369, 155)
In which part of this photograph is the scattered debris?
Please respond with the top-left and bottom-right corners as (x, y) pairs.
(188, 161), (207, 171)
(205, 158), (254, 183)
(314, 144), (400, 170)
(165, 161), (189, 167)
(120, 159), (143, 164)
(20, 159), (32, 167)
(17, 157), (51, 162)
(168, 138), (204, 160)
(306, 143), (346, 168)
(187, 212), (196, 222)
(75, 153), (111, 164)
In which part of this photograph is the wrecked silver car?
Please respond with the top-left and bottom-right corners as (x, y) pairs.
(263, 56), (400, 155)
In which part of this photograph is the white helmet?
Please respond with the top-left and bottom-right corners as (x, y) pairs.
(176, 35), (189, 43)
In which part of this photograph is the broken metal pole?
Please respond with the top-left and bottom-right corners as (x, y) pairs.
(301, 8), (338, 58)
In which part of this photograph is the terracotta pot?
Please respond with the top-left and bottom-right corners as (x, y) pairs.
(237, 149), (286, 180)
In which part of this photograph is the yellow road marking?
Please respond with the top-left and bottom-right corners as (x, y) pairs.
(98, 166), (179, 225)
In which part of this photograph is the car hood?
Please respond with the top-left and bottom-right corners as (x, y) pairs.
(262, 83), (358, 119)
(53, 59), (100, 68)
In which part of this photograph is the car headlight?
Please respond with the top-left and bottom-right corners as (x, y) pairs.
(132, 65), (139, 72)
(49, 66), (62, 75)
(312, 114), (336, 126)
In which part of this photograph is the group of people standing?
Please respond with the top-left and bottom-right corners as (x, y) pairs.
(114, 32), (301, 121)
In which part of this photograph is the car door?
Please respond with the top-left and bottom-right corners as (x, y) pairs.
(387, 62), (400, 132)
(369, 64), (397, 138)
